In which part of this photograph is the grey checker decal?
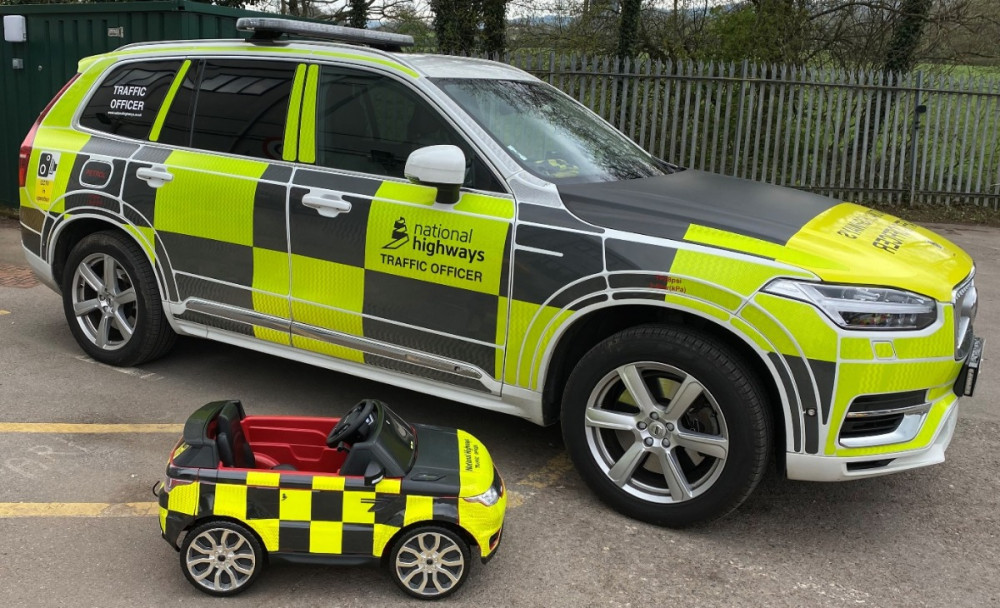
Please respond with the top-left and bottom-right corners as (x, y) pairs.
(175, 274), (254, 310)
(176, 310), (255, 337)
(289, 187), (373, 267)
(158, 232), (254, 287)
(121, 162), (159, 225)
(278, 522), (311, 552)
(768, 352), (802, 453)
(365, 354), (489, 392)
(810, 359), (837, 425)
(253, 180), (289, 252)
(511, 225), (603, 305)
(342, 524), (375, 555)
(364, 271), (498, 344)
(518, 203), (604, 234)
(20, 206), (44, 232)
(80, 137), (141, 159)
(21, 225), (41, 257)
(783, 354), (820, 454)
(362, 317), (496, 376)
(132, 146), (172, 164)
(606, 239), (677, 273)
(549, 276), (608, 309)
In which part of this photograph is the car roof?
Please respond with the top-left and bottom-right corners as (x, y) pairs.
(99, 39), (538, 83)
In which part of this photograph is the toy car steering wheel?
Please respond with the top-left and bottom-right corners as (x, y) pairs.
(326, 399), (377, 447)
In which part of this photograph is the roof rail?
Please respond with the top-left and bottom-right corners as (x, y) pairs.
(236, 17), (414, 52)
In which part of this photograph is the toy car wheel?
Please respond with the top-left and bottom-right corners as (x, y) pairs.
(61, 231), (175, 366)
(561, 324), (770, 528)
(180, 520), (264, 597)
(389, 526), (470, 600)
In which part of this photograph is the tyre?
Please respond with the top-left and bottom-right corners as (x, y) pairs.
(561, 324), (770, 527)
(180, 520), (265, 597)
(61, 231), (175, 366)
(388, 526), (471, 600)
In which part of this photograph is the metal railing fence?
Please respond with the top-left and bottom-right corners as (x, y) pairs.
(485, 53), (1000, 207)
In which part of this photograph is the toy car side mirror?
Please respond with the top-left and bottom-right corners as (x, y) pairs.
(364, 460), (385, 486)
(404, 145), (465, 204)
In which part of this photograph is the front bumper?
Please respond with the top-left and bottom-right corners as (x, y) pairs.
(786, 400), (959, 481)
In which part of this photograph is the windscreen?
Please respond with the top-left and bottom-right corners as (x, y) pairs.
(434, 78), (676, 185)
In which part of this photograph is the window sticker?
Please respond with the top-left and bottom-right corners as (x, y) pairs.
(108, 84), (148, 118)
(34, 151), (60, 206)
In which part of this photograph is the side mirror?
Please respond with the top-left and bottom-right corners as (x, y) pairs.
(364, 460), (385, 486)
(404, 145), (465, 204)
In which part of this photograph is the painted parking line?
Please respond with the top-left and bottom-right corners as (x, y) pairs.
(0, 423), (183, 433)
(0, 310), (10, 315)
(506, 453), (574, 509)
(0, 502), (159, 518)
(75, 355), (164, 381)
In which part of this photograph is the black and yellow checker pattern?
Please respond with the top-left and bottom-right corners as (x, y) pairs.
(159, 429), (505, 560)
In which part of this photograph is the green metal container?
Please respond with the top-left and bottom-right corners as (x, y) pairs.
(0, 0), (288, 209)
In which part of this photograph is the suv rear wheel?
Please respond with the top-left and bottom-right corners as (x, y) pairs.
(61, 231), (175, 366)
(561, 324), (770, 527)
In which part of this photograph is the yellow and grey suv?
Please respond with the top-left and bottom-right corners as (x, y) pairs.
(19, 18), (982, 527)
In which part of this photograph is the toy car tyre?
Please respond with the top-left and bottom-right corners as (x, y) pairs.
(388, 526), (471, 600)
(561, 324), (771, 528)
(61, 231), (175, 366)
(179, 520), (265, 597)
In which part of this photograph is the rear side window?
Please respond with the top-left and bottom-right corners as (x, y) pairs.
(79, 60), (181, 139)
(158, 59), (296, 161)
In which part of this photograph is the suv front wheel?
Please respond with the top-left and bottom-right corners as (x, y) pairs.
(61, 231), (175, 366)
(561, 324), (770, 527)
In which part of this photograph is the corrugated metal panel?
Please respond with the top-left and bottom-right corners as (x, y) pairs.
(0, 0), (288, 209)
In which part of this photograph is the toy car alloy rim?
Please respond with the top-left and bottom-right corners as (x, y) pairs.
(585, 362), (729, 504)
(394, 531), (466, 597)
(70, 253), (137, 351)
(184, 527), (257, 593)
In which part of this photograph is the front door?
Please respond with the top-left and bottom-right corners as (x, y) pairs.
(287, 63), (513, 390)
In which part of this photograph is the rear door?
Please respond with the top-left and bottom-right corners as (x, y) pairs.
(145, 57), (300, 345)
(287, 64), (514, 391)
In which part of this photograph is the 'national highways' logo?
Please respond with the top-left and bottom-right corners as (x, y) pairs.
(383, 217), (409, 250)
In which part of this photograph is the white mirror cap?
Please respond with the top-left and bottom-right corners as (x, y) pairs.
(404, 145), (465, 186)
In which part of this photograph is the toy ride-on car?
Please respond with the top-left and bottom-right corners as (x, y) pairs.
(155, 399), (506, 599)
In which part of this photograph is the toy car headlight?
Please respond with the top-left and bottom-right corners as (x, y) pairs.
(764, 279), (937, 330)
(463, 485), (501, 507)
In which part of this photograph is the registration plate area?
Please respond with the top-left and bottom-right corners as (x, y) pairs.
(955, 336), (984, 397)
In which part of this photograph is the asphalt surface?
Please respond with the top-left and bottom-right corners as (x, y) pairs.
(1, 215), (998, 607)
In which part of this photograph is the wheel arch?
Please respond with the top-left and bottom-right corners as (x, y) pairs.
(379, 520), (478, 568)
(182, 515), (271, 559)
(539, 301), (787, 471)
(49, 213), (169, 301)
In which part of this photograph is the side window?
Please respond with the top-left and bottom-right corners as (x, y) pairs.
(158, 59), (296, 161)
(316, 66), (503, 192)
(79, 60), (181, 139)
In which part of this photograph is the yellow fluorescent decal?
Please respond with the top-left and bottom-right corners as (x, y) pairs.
(149, 59), (191, 142)
(457, 429), (494, 496)
(299, 64), (319, 164)
(365, 184), (511, 296)
(786, 203), (973, 301)
(283, 64), (307, 162)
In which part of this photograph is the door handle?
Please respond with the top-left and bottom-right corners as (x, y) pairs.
(302, 190), (353, 218)
(135, 165), (173, 189)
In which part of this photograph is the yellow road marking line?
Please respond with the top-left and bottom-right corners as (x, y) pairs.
(0, 423), (183, 433)
(0, 310), (10, 315)
(0, 502), (159, 518)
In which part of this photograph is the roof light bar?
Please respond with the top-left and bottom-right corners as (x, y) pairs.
(236, 17), (414, 52)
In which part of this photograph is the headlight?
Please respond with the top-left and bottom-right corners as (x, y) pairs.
(764, 279), (937, 330)
(463, 485), (501, 507)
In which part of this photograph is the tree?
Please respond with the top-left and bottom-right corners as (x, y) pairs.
(482, 0), (509, 57)
(347, 0), (368, 28)
(616, 0), (641, 59)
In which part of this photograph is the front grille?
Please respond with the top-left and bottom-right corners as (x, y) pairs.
(840, 390), (929, 446)
(954, 272), (977, 360)
(841, 415), (904, 438)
